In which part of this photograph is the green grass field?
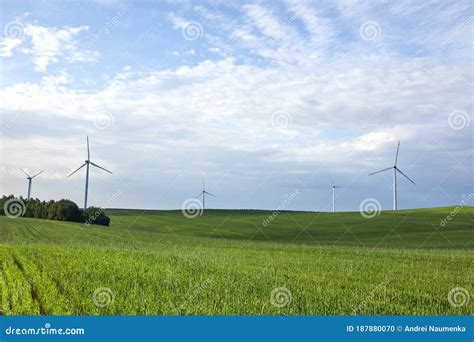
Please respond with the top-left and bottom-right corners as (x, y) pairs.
(0, 207), (473, 315)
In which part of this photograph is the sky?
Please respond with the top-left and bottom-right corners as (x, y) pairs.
(0, 0), (472, 211)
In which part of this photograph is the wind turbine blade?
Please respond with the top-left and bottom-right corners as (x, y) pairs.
(396, 168), (415, 185)
(394, 141), (400, 166)
(68, 163), (86, 177)
(329, 175), (334, 186)
(204, 191), (216, 197)
(87, 136), (90, 160)
(31, 170), (44, 179)
(369, 167), (393, 176)
(20, 169), (31, 178)
(89, 161), (112, 174)
(202, 178), (205, 191)
(196, 192), (203, 198)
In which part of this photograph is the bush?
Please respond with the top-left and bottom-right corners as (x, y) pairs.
(83, 207), (110, 227)
(55, 199), (82, 222)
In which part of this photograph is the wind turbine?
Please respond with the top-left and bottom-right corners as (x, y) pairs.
(369, 141), (415, 210)
(68, 136), (112, 209)
(197, 179), (215, 211)
(20, 169), (44, 200)
(329, 176), (341, 213)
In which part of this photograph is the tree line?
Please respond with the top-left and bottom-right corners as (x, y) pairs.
(0, 195), (110, 226)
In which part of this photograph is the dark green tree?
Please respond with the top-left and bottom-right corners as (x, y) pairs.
(1, 194), (110, 226)
(55, 199), (82, 222)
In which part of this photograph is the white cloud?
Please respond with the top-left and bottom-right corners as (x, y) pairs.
(207, 47), (226, 57)
(285, 0), (334, 47)
(40, 70), (72, 87)
(242, 3), (299, 42)
(26, 24), (98, 72)
(168, 12), (189, 30)
(0, 22), (99, 72)
(1, 56), (470, 159)
(0, 37), (23, 57)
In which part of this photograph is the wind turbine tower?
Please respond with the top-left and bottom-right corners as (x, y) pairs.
(20, 169), (44, 200)
(369, 141), (415, 210)
(197, 179), (215, 211)
(329, 176), (341, 213)
(68, 136), (112, 209)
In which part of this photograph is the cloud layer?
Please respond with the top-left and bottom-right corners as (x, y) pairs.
(0, 1), (472, 210)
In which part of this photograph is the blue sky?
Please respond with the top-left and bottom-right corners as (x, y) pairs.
(0, 0), (472, 211)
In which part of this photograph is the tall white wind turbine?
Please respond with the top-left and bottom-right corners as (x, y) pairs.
(68, 136), (112, 209)
(329, 176), (341, 213)
(197, 179), (215, 211)
(20, 169), (44, 200)
(369, 141), (415, 210)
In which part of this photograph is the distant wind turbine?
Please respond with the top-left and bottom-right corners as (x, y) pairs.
(20, 169), (44, 200)
(68, 136), (112, 209)
(329, 176), (341, 213)
(369, 141), (415, 210)
(197, 179), (215, 211)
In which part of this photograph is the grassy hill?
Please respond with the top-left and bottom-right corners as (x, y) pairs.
(0, 207), (472, 315)
(105, 207), (474, 249)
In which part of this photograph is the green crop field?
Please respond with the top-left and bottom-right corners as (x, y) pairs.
(0, 207), (473, 315)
